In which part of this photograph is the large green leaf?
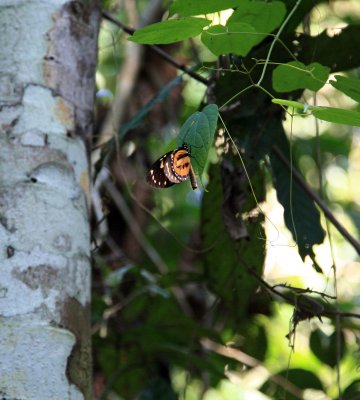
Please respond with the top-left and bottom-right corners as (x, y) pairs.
(170, 0), (241, 17)
(330, 75), (360, 103)
(269, 123), (325, 262)
(201, 23), (257, 57)
(272, 61), (330, 92)
(128, 17), (210, 44)
(227, 0), (286, 46)
(176, 104), (218, 177)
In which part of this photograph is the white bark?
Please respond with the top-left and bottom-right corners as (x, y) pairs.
(0, 1), (99, 399)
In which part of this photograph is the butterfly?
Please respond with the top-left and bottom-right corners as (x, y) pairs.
(147, 143), (198, 190)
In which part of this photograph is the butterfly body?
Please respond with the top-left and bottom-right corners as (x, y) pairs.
(147, 143), (197, 190)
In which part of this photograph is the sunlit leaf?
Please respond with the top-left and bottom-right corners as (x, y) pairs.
(128, 17), (210, 44)
(227, 0), (286, 46)
(176, 104), (218, 177)
(272, 99), (305, 110)
(330, 75), (360, 103)
(272, 61), (330, 92)
(311, 106), (360, 126)
(170, 0), (241, 17)
(201, 23), (257, 57)
(272, 99), (360, 126)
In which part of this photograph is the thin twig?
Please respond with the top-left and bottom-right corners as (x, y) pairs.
(272, 144), (360, 255)
(256, 0), (302, 86)
(247, 265), (360, 320)
(102, 11), (210, 86)
(272, 284), (336, 300)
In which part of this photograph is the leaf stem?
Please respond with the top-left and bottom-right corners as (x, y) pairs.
(256, 0), (302, 87)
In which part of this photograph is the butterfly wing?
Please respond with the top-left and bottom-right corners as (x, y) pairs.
(163, 155), (182, 183)
(170, 147), (197, 189)
(147, 144), (197, 190)
(147, 151), (175, 188)
(170, 149), (191, 181)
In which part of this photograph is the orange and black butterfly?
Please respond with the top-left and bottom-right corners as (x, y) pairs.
(147, 143), (198, 190)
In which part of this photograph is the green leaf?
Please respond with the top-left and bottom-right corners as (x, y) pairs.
(269, 124), (325, 262)
(343, 380), (360, 399)
(128, 17), (210, 44)
(169, 0), (241, 17)
(272, 99), (306, 110)
(201, 23), (257, 57)
(227, 0), (286, 46)
(272, 61), (330, 92)
(176, 104), (218, 177)
(310, 329), (345, 368)
(261, 368), (323, 400)
(272, 99), (360, 126)
(330, 75), (360, 103)
(311, 106), (360, 126)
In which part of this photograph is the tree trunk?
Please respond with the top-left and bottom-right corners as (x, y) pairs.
(0, 1), (100, 399)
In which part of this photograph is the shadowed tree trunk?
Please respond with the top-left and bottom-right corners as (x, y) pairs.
(0, 1), (100, 398)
